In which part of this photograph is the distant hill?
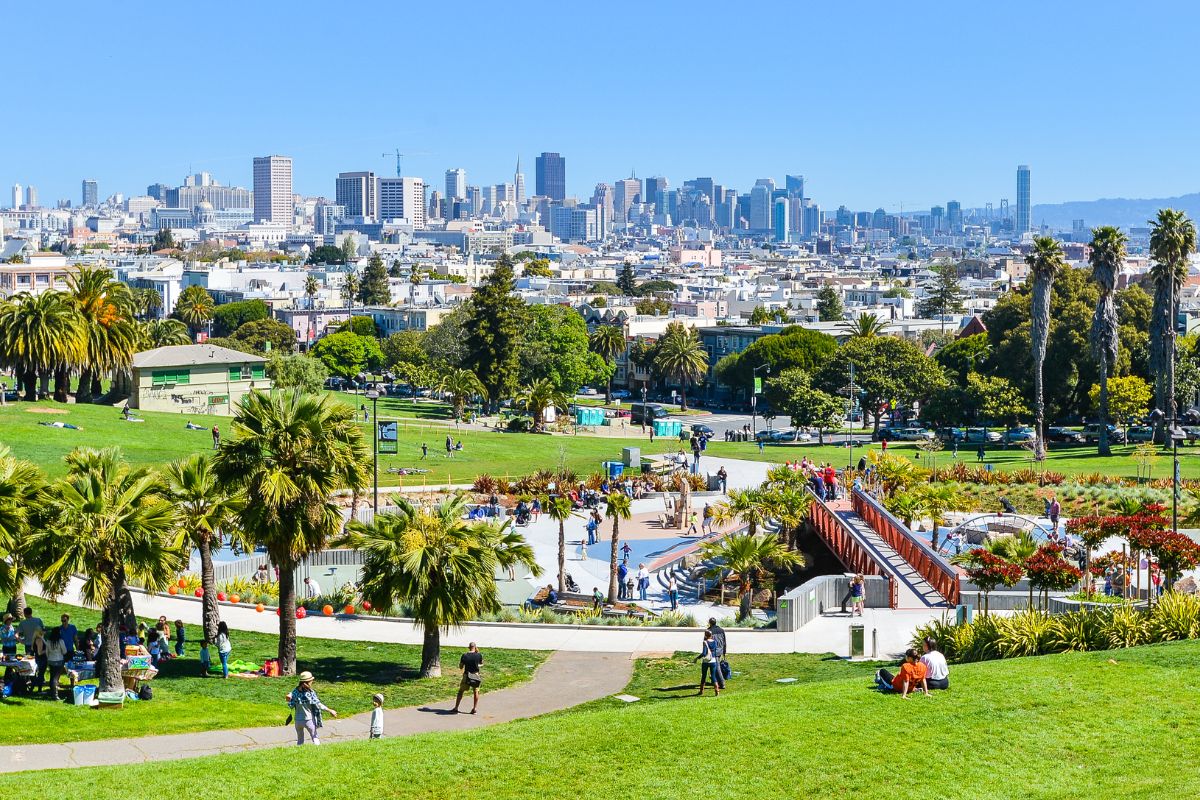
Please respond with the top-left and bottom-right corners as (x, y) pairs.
(1032, 193), (1200, 230)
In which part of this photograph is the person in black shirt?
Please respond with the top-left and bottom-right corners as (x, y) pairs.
(707, 617), (727, 691)
(453, 642), (483, 714)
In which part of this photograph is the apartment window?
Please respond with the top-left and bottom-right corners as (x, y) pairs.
(229, 364), (265, 380)
(152, 369), (190, 386)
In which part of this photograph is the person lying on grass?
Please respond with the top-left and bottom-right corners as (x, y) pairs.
(874, 648), (928, 699)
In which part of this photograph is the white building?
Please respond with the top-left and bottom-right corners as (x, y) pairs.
(379, 177), (426, 229)
(252, 155), (293, 225)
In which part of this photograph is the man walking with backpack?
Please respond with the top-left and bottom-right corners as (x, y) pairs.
(707, 617), (727, 691)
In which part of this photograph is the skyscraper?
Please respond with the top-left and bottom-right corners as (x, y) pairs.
(514, 157), (525, 206)
(444, 168), (466, 201)
(749, 183), (772, 231)
(643, 177), (668, 212)
(773, 197), (790, 243)
(25, 186), (37, 209)
(1016, 165), (1031, 234)
(335, 171), (379, 220)
(613, 177), (641, 228)
(379, 177), (426, 228)
(81, 180), (98, 207)
(946, 200), (962, 233)
(535, 152), (566, 201)
(785, 174), (805, 199)
(11, 184), (21, 210)
(252, 156), (293, 224)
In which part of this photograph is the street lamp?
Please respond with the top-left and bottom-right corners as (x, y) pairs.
(751, 364), (770, 434)
(640, 382), (648, 433)
(365, 388), (380, 512)
(1149, 407), (1186, 532)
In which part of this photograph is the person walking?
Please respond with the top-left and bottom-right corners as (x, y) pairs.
(216, 621), (232, 679)
(445, 434), (454, 459)
(211, 425), (220, 450)
(287, 671), (337, 744)
(702, 503), (713, 536)
(667, 575), (679, 611)
(420, 442), (428, 460)
(453, 642), (483, 714)
(369, 693), (385, 739)
(694, 631), (721, 696)
(1049, 495), (1061, 534)
(706, 617), (727, 691)
(717, 466), (728, 494)
(977, 444), (986, 463)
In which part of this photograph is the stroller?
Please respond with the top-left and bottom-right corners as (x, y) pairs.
(565, 573), (581, 593)
(514, 501), (531, 527)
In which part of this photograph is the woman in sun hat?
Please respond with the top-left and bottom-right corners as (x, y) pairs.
(286, 670), (338, 745)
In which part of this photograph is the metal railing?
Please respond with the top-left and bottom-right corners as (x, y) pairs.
(852, 488), (961, 606)
(806, 490), (898, 608)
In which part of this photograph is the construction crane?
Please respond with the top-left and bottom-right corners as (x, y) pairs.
(381, 149), (429, 177)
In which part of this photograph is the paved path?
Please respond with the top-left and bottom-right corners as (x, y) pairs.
(832, 506), (946, 608)
(0, 650), (633, 774)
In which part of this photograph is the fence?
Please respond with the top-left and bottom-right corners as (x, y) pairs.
(806, 489), (898, 608)
(776, 574), (893, 632)
(852, 488), (962, 606)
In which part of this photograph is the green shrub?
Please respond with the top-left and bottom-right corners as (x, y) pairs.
(997, 610), (1057, 658)
(1147, 592), (1200, 642)
(1106, 605), (1150, 648)
(1048, 610), (1109, 653)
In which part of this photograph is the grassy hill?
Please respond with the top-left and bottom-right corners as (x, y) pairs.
(4, 640), (1198, 797)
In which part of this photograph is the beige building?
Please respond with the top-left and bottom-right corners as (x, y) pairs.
(130, 344), (270, 416)
(0, 252), (78, 298)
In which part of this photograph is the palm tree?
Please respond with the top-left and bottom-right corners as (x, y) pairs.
(141, 318), (192, 348)
(653, 321), (708, 411)
(67, 266), (138, 404)
(133, 288), (162, 320)
(760, 484), (813, 550)
(1149, 209), (1197, 438)
(604, 492), (632, 602)
(340, 496), (540, 677)
(34, 448), (183, 693)
(342, 272), (359, 310)
(164, 454), (245, 644)
(0, 447), (45, 615)
(213, 390), (369, 675)
(589, 324), (626, 402)
(841, 313), (888, 339)
(173, 285), (215, 336)
(544, 494), (575, 593)
(701, 532), (803, 620)
(711, 488), (769, 537)
(1026, 236), (1065, 461)
(304, 274), (320, 308)
(437, 367), (485, 421)
(0, 291), (84, 401)
(918, 483), (968, 551)
(516, 378), (569, 430)
(1089, 226), (1127, 457)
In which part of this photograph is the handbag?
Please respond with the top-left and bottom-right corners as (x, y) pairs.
(465, 670), (482, 688)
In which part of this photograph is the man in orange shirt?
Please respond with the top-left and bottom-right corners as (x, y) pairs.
(875, 648), (928, 698)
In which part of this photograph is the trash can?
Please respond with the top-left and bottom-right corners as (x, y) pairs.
(605, 461), (624, 479)
(849, 624), (865, 658)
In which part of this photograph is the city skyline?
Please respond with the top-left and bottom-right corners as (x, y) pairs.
(5, 2), (1200, 210)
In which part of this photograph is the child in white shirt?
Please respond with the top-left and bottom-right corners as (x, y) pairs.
(369, 693), (384, 739)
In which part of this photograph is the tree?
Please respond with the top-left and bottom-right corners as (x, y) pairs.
(357, 254), (391, 306)
(762, 368), (844, 443)
(519, 305), (607, 393)
(1087, 226), (1127, 456)
(223, 318), (295, 355)
(388, 260), (404, 278)
(173, 285), (215, 335)
(340, 316), (378, 338)
(211, 299), (269, 338)
(918, 262), (966, 324)
(749, 305), (772, 325)
(341, 235), (358, 265)
(65, 267), (137, 404)
(422, 306), (470, 368)
(701, 532), (802, 620)
(214, 390), (369, 674)
(35, 448), (183, 692)
(604, 493), (632, 602)
(816, 336), (946, 434)
(0, 447), (45, 615)
(544, 495), (574, 594)
(711, 488), (769, 537)
(841, 313), (888, 339)
(961, 548), (1022, 615)
(164, 454), (244, 644)
(966, 373), (1029, 427)
(1088, 375), (1150, 427)
(140, 318), (191, 349)
(152, 228), (176, 251)
(1027, 236), (1066, 460)
(307, 245), (346, 265)
(635, 279), (676, 297)
(437, 367), (485, 421)
(341, 273), (359, 309)
(1149, 208), (1196, 438)
(521, 258), (553, 278)
(0, 291), (84, 402)
(382, 331), (428, 369)
(816, 285), (843, 321)
(654, 322), (708, 410)
(516, 379), (569, 430)
(589, 324), (626, 402)
(715, 327), (838, 397)
(310, 331), (371, 379)
(464, 255), (524, 410)
(617, 262), (637, 295)
(1024, 543), (1083, 610)
(635, 297), (671, 316)
(267, 353), (329, 393)
(340, 496), (539, 677)
(589, 281), (621, 296)
(915, 483), (968, 551)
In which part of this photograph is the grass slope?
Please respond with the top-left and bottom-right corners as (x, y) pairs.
(3, 641), (1198, 797)
(0, 597), (543, 746)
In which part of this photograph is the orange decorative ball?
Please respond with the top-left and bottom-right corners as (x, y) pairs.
(177, 578), (187, 589)
(322, 604), (334, 616)
(255, 603), (265, 613)
(168, 586), (178, 595)
(343, 604), (355, 615)
(229, 594), (241, 604)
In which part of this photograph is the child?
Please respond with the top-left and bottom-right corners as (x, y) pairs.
(147, 629), (162, 667)
(199, 639), (211, 677)
(369, 693), (384, 739)
(174, 620), (186, 657)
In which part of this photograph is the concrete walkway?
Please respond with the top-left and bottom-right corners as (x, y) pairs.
(0, 649), (633, 774)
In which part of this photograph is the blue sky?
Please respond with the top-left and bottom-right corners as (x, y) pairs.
(6, 1), (1199, 211)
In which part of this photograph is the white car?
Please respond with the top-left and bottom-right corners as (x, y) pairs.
(578, 386), (598, 396)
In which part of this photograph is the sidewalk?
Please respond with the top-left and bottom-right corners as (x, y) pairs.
(0, 650), (633, 774)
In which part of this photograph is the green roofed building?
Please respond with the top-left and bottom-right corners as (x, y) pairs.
(130, 344), (270, 416)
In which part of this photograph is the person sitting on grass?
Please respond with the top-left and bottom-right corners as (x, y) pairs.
(875, 648), (928, 698)
(919, 637), (950, 690)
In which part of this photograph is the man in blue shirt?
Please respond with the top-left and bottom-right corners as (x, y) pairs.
(59, 614), (78, 658)
(617, 561), (629, 600)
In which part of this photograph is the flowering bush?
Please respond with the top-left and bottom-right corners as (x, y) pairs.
(1024, 543), (1083, 603)
(963, 548), (1023, 614)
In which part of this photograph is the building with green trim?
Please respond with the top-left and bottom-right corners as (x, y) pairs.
(130, 344), (270, 416)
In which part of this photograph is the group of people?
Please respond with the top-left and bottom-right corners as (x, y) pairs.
(694, 618), (728, 696)
(783, 458), (842, 501)
(1, 608), (82, 700)
(874, 638), (950, 698)
(615, 561), (652, 601)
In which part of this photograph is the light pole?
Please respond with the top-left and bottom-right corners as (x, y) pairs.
(640, 382), (647, 433)
(1149, 407), (1184, 533)
(365, 388), (380, 512)
(751, 364), (770, 434)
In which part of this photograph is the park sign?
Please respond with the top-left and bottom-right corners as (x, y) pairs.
(377, 419), (398, 454)
(754, 377), (762, 394)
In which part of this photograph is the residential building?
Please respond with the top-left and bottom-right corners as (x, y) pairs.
(252, 155), (293, 224)
(535, 152), (566, 201)
(130, 344), (270, 416)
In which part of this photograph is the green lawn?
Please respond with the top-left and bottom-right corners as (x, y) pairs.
(0, 596), (543, 746)
(4, 640), (1198, 796)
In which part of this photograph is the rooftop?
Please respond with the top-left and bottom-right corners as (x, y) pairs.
(132, 343), (266, 368)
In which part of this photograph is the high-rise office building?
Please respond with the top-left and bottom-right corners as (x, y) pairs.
(81, 180), (98, 208)
(146, 183), (170, 202)
(535, 152), (566, 201)
(785, 174), (805, 199)
(379, 177), (426, 228)
(930, 205), (945, 233)
(802, 200), (822, 237)
(773, 198), (790, 243)
(946, 200), (962, 233)
(643, 177), (668, 212)
(11, 184), (21, 210)
(252, 156), (293, 224)
(613, 177), (641, 227)
(514, 157), (525, 206)
(25, 185), (37, 209)
(1016, 165), (1031, 234)
(749, 183), (772, 231)
(444, 168), (466, 201)
(335, 171), (379, 220)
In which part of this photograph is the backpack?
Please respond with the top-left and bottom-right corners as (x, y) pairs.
(138, 684), (153, 701)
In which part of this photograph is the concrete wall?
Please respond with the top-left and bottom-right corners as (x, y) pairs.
(776, 574), (891, 632)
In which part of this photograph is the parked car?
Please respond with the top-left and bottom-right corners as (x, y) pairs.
(965, 427), (1002, 444)
(611, 389), (631, 399)
(937, 427), (966, 443)
(1003, 426), (1037, 444)
(896, 427), (936, 441)
(1082, 423), (1126, 444)
(1126, 425), (1155, 443)
(771, 429), (813, 443)
(1046, 426), (1086, 444)
(578, 386), (598, 396)
(875, 426), (907, 442)
(689, 423), (715, 437)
